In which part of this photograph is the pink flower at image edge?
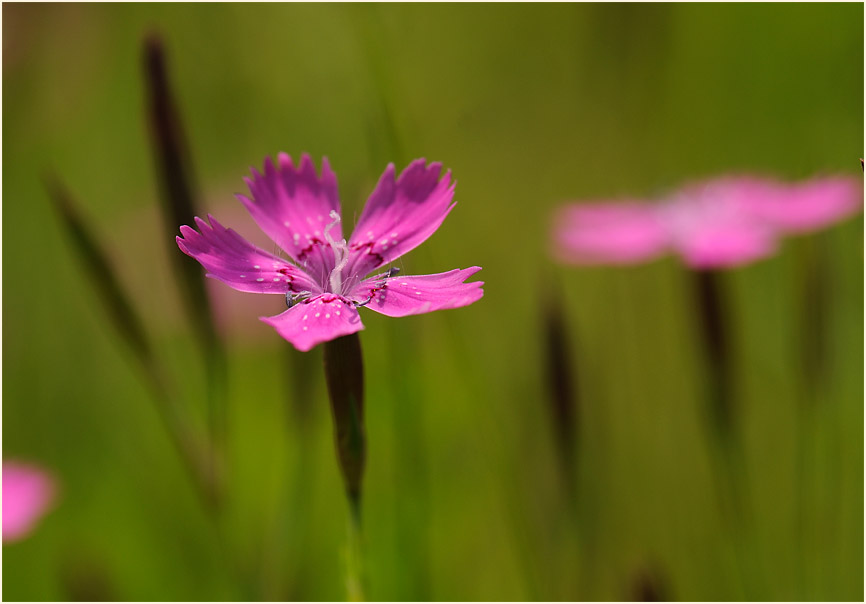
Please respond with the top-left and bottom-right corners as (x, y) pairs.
(177, 155), (483, 351)
(3, 461), (57, 543)
(553, 175), (862, 269)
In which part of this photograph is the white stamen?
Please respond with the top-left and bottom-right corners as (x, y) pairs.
(323, 210), (350, 294)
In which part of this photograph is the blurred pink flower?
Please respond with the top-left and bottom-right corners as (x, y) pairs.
(553, 175), (862, 269)
(3, 461), (57, 543)
(178, 154), (484, 351)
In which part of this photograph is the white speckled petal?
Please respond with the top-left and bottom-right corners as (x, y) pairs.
(261, 294), (364, 352)
(353, 267), (484, 318)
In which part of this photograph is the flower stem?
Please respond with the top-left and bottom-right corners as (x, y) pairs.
(323, 333), (366, 504)
(322, 333), (367, 600)
(345, 496), (366, 602)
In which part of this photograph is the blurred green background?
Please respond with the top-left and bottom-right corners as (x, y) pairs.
(3, 3), (863, 601)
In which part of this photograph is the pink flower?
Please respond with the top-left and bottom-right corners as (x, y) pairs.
(553, 175), (862, 269)
(3, 461), (57, 543)
(178, 155), (484, 351)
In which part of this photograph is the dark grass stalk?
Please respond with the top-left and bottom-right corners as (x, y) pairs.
(690, 268), (761, 598)
(627, 563), (671, 602)
(143, 34), (228, 480)
(541, 279), (579, 501)
(45, 177), (220, 509)
(799, 238), (828, 398)
(322, 333), (367, 601)
(59, 551), (117, 602)
(693, 270), (734, 442)
(795, 236), (830, 598)
(540, 279), (584, 599)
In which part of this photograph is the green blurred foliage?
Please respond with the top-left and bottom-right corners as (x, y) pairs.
(3, 3), (862, 601)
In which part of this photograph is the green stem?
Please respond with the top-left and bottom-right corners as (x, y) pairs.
(345, 496), (366, 602)
(322, 334), (367, 600)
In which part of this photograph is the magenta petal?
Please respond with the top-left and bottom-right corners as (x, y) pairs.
(358, 267), (484, 318)
(177, 215), (318, 294)
(237, 153), (341, 263)
(347, 160), (456, 277)
(3, 462), (57, 543)
(553, 203), (670, 265)
(261, 294), (364, 352)
(745, 177), (862, 233)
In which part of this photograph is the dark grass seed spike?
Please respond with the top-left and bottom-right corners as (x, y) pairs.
(143, 33), (228, 464)
(143, 34), (212, 324)
(45, 177), (220, 508)
(46, 177), (153, 365)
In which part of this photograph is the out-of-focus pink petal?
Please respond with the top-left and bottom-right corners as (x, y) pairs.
(354, 268), (484, 318)
(552, 202), (670, 265)
(744, 177), (862, 233)
(3, 462), (57, 543)
(177, 215), (318, 295)
(674, 222), (778, 268)
(347, 160), (456, 278)
(237, 153), (341, 265)
(261, 294), (364, 352)
(662, 181), (780, 268)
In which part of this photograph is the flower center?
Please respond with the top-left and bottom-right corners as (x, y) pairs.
(324, 210), (351, 295)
